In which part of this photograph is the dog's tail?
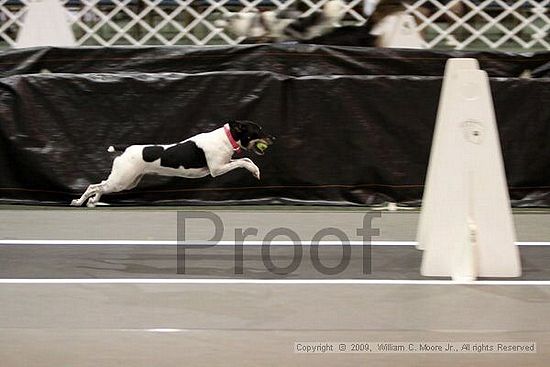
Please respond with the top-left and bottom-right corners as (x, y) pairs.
(107, 145), (130, 153)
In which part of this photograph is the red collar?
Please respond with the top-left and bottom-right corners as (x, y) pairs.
(224, 124), (241, 153)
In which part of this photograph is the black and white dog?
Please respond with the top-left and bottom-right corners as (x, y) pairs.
(71, 121), (275, 207)
(215, 0), (344, 42)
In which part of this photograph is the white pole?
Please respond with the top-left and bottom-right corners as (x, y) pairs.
(16, 0), (76, 48)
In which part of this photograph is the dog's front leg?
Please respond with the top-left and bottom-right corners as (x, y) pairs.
(210, 158), (260, 180)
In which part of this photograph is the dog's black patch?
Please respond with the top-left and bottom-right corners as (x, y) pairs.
(142, 146), (165, 162)
(286, 12), (322, 35)
(142, 141), (207, 169)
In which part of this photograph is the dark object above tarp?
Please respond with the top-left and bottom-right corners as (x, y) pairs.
(0, 44), (548, 78)
(0, 58), (549, 206)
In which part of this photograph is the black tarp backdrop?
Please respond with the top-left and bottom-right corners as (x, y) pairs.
(1, 44), (549, 78)
(0, 45), (549, 206)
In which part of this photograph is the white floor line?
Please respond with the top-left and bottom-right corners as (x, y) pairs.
(0, 279), (549, 285)
(0, 240), (548, 246)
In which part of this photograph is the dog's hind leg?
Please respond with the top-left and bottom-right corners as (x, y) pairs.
(71, 151), (145, 207)
(84, 182), (107, 208)
(83, 155), (145, 207)
(86, 174), (143, 207)
(71, 182), (105, 207)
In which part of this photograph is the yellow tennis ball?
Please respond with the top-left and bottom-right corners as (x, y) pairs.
(256, 141), (268, 152)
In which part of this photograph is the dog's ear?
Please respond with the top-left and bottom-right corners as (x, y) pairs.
(230, 120), (244, 133)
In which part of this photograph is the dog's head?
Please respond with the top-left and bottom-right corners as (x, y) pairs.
(228, 120), (275, 155)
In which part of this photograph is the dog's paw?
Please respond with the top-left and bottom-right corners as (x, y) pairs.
(86, 200), (97, 208)
(252, 167), (261, 180)
(70, 199), (80, 207)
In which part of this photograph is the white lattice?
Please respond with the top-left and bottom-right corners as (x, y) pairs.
(0, 0), (27, 47)
(0, 0), (548, 49)
(405, 0), (550, 50)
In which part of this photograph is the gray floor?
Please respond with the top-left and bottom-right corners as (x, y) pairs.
(1, 206), (550, 241)
(1, 283), (549, 366)
(1, 207), (549, 366)
(1, 207), (549, 279)
(1, 245), (550, 280)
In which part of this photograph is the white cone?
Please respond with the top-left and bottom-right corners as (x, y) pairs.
(417, 58), (521, 280)
(16, 0), (75, 48)
(417, 58), (479, 251)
